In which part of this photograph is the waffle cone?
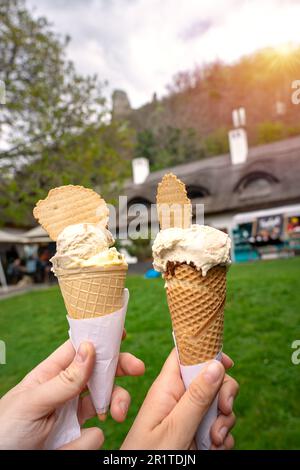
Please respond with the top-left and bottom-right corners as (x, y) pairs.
(55, 265), (128, 319)
(165, 263), (226, 365)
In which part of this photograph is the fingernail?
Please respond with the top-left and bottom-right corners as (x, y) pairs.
(219, 426), (228, 442)
(227, 396), (234, 411)
(203, 362), (222, 384)
(76, 343), (88, 363)
(119, 401), (128, 415)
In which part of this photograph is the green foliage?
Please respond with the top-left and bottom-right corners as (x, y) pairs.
(134, 125), (230, 170)
(134, 126), (205, 171)
(257, 121), (300, 145)
(257, 121), (285, 144)
(204, 127), (229, 156)
(0, 257), (300, 449)
(0, 121), (133, 225)
(126, 235), (152, 261)
(134, 129), (157, 165)
(0, 0), (132, 226)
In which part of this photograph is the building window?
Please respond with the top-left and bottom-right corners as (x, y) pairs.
(186, 185), (209, 199)
(235, 172), (278, 199)
(127, 197), (152, 208)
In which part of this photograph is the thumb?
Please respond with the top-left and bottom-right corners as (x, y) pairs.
(168, 360), (225, 446)
(29, 342), (95, 414)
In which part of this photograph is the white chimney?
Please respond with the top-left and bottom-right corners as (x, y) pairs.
(232, 109), (239, 128)
(228, 128), (248, 165)
(232, 107), (246, 127)
(132, 158), (150, 185)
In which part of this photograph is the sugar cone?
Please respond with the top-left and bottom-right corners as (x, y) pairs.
(165, 263), (226, 365)
(55, 265), (128, 319)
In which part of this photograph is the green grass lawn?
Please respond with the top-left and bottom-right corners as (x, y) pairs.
(0, 257), (300, 449)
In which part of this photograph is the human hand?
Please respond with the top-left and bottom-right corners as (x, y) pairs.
(122, 349), (238, 450)
(0, 338), (145, 450)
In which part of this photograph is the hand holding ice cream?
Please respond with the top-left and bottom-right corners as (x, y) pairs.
(153, 173), (232, 449)
(0, 181), (238, 451)
(33, 185), (128, 448)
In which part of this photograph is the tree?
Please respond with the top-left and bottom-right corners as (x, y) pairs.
(0, 121), (133, 225)
(0, 0), (132, 226)
(137, 46), (300, 150)
(204, 127), (229, 156)
(134, 129), (157, 165)
(134, 126), (205, 171)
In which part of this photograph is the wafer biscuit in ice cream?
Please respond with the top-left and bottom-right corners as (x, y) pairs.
(33, 185), (109, 240)
(156, 173), (192, 229)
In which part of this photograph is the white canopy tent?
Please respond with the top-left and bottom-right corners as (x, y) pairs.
(23, 226), (51, 243)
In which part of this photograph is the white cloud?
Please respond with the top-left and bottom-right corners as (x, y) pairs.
(27, 0), (300, 107)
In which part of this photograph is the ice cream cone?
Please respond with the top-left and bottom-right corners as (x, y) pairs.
(55, 265), (128, 319)
(33, 185), (129, 446)
(56, 264), (128, 421)
(153, 173), (230, 450)
(164, 263), (226, 365)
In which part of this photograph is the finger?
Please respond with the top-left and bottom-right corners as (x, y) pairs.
(159, 348), (180, 377)
(210, 413), (236, 447)
(154, 349), (183, 391)
(147, 348), (185, 404)
(152, 348), (185, 399)
(78, 394), (97, 425)
(58, 428), (104, 450)
(133, 349), (185, 431)
(218, 375), (239, 416)
(212, 433), (235, 450)
(115, 352), (145, 377)
(224, 433), (235, 450)
(220, 353), (234, 370)
(21, 340), (75, 386)
(29, 342), (95, 414)
(110, 385), (131, 423)
(168, 360), (225, 447)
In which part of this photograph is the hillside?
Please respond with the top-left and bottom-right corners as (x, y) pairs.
(113, 46), (300, 170)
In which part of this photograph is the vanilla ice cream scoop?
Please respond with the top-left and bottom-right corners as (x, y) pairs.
(152, 224), (231, 276)
(51, 223), (126, 271)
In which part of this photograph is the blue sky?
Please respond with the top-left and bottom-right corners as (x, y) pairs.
(27, 0), (300, 107)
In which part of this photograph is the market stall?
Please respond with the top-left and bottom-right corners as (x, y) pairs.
(233, 204), (300, 262)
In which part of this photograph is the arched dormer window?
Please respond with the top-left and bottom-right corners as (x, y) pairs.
(234, 171), (279, 198)
(186, 185), (210, 199)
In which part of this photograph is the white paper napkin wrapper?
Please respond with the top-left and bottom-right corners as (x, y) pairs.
(173, 332), (221, 450)
(44, 289), (129, 450)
